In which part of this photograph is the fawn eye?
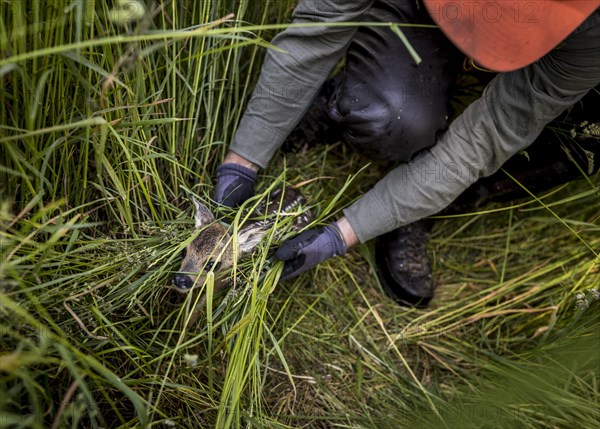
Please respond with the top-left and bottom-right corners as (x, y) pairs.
(205, 260), (221, 272)
(181, 248), (187, 258)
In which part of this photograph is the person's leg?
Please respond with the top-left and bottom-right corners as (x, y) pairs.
(327, 0), (461, 161)
(284, 0), (462, 306)
(322, 0), (461, 306)
(284, 0), (462, 156)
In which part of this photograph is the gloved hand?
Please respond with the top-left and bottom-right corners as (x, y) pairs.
(275, 223), (347, 280)
(213, 163), (257, 208)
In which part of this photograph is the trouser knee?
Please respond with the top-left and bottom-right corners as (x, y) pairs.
(325, 0), (461, 161)
(328, 91), (449, 161)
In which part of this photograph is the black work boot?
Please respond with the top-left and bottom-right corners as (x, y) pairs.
(375, 219), (435, 308)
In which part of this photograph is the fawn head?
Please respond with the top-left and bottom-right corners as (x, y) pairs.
(172, 198), (264, 293)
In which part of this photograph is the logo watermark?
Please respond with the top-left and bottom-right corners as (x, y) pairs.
(426, 1), (540, 24)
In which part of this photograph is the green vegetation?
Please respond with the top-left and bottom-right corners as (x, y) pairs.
(1, 2), (598, 428)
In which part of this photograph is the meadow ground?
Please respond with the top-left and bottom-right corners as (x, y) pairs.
(1, 2), (599, 428)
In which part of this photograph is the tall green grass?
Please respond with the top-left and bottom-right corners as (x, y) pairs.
(1, 1), (599, 428)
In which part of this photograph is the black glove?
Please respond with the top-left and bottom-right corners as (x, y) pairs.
(275, 223), (347, 280)
(213, 163), (257, 208)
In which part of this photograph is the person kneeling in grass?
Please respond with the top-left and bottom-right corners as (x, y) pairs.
(213, 0), (600, 306)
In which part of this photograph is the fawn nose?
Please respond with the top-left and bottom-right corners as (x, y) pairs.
(172, 274), (193, 291)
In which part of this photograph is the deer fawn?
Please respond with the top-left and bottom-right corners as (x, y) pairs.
(172, 188), (312, 316)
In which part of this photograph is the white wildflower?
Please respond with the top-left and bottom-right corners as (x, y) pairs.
(108, 0), (146, 26)
(183, 353), (198, 368)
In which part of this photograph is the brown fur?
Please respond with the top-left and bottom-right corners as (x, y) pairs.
(177, 223), (234, 294)
(173, 188), (312, 326)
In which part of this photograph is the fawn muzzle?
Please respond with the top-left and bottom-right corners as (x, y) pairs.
(172, 274), (194, 291)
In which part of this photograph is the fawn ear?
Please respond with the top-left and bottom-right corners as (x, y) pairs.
(193, 197), (214, 228)
(237, 226), (265, 255)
